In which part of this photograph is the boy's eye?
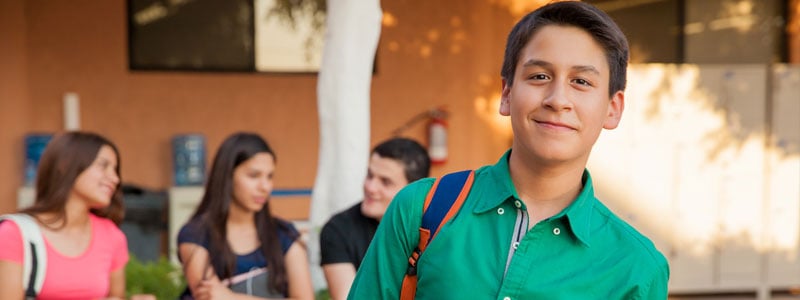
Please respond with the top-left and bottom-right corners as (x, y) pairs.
(529, 74), (549, 80)
(574, 78), (590, 86)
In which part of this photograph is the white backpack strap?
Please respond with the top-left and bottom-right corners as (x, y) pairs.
(0, 214), (47, 297)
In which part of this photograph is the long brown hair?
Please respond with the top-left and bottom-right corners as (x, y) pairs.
(190, 132), (295, 295)
(22, 131), (124, 226)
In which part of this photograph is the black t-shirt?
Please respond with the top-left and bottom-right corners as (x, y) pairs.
(319, 202), (379, 270)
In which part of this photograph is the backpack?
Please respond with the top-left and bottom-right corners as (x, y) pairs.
(400, 170), (475, 300)
(0, 213), (47, 299)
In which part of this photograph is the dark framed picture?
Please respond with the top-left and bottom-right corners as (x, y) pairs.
(128, 0), (324, 73)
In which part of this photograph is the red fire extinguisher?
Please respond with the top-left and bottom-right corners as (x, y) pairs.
(428, 107), (448, 165)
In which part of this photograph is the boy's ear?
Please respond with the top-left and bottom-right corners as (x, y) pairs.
(603, 90), (625, 129)
(499, 79), (511, 116)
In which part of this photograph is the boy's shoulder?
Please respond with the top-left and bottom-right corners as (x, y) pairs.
(397, 177), (438, 200)
(591, 200), (668, 268)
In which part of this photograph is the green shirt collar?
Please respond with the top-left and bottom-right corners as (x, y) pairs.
(473, 149), (596, 246)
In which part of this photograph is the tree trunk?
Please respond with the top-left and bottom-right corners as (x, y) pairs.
(308, 0), (382, 290)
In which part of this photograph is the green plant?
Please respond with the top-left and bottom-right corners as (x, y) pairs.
(315, 288), (331, 300)
(126, 255), (186, 299)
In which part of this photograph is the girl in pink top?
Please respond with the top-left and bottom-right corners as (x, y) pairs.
(0, 131), (129, 300)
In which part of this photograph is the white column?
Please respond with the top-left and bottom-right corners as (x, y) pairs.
(308, 0), (382, 291)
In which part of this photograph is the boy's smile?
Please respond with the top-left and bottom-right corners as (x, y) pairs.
(500, 24), (624, 165)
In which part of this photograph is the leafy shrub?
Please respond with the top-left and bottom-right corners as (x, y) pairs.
(316, 288), (332, 300)
(126, 255), (186, 299)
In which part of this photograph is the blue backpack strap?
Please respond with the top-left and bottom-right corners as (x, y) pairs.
(400, 170), (475, 300)
(421, 170), (475, 243)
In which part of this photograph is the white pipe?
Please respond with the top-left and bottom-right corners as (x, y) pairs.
(63, 92), (80, 131)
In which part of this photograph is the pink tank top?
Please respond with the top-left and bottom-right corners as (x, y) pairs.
(0, 213), (129, 299)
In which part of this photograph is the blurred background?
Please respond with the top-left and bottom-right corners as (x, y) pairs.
(1, 0), (798, 299)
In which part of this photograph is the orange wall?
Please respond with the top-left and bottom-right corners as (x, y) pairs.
(0, 0), (29, 214)
(0, 0), (517, 215)
(371, 0), (514, 170)
(24, 0), (321, 191)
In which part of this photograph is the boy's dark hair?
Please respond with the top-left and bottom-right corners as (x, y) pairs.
(372, 138), (431, 183)
(500, 1), (629, 96)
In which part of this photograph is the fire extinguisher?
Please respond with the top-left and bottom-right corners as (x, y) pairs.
(428, 107), (448, 165)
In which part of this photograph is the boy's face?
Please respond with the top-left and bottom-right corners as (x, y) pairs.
(361, 153), (408, 221)
(499, 25), (624, 165)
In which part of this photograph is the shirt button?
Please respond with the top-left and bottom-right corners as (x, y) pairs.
(503, 297), (511, 300)
(497, 208), (505, 215)
(514, 200), (522, 208)
(553, 227), (561, 235)
(512, 242), (519, 249)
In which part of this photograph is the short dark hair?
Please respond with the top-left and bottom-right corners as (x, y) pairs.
(372, 138), (431, 183)
(23, 131), (124, 225)
(500, 1), (629, 96)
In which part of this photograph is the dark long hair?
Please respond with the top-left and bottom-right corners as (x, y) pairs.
(190, 132), (294, 295)
(22, 131), (124, 226)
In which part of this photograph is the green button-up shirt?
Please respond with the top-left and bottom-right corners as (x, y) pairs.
(348, 151), (669, 300)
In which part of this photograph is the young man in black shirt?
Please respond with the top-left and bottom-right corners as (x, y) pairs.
(319, 137), (430, 300)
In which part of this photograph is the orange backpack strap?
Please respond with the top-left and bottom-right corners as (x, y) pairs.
(400, 170), (475, 300)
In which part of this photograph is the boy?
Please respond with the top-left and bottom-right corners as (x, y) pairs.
(320, 138), (430, 300)
(348, 2), (669, 299)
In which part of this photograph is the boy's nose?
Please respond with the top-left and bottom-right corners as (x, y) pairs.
(542, 82), (573, 111)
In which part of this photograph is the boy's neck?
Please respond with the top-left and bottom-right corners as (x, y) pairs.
(508, 150), (586, 225)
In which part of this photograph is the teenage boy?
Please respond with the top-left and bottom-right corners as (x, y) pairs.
(320, 138), (431, 300)
(348, 2), (669, 299)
